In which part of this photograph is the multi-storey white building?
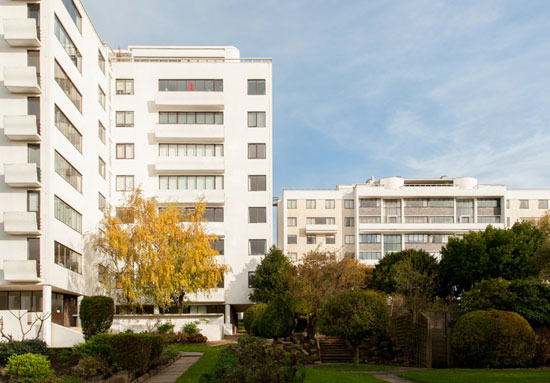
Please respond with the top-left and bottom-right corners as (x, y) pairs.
(0, 0), (272, 345)
(278, 176), (550, 265)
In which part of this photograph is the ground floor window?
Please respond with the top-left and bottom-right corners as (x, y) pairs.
(0, 291), (42, 312)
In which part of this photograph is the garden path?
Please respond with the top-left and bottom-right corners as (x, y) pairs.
(361, 367), (424, 383)
(144, 352), (203, 383)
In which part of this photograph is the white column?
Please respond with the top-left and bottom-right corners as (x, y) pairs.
(42, 285), (52, 346)
(223, 304), (233, 335)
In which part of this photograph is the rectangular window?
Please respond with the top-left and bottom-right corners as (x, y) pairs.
(248, 143), (266, 159)
(405, 234), (429, 243)
(159, 143), (223, 157)
(404, 199), (428, 207)
(287, 199), (297, 209)
(0, 291), (42, 312)
(159, 176), (224, 191)
(27, 238), (40, 276)
(360, 234), (380, 243)
(116, 175), (134, 191)
(116, 143), (135, 159)
(539, 200), (548, 209)
(344, 199), (354, 209)
(506, 200), (510, 209)
(287, 253), (297, 262)
(325, 200), (335, 209)
(306, 217), (336, 225)
(248, 175), (266, 191)
(248, 207), (266, 223)
(61, 0), (82, 32)
(55, 61), (82, 112)
(247, 79), (266, 95)
(98, 51), (105, 74)
(360, 216), (382, 223)
(248, 271), (255, 288)
(98, 192), (106, 212)
(306, 200), (316, 209)
(359, 252), (382, 260)
(477, 199), (500, 208)
(507, 217), (511, 226)
(159, 112), (223, 125)
(384, 235), (402, 254)
(116, 111), (134, 127)
(55, 105), (82, 152)
(519, 200), (529, 209)
(248, 112), (266, 127)
(429, 216), (454, 223)
(211, 238), (224, 255)
(287, 217), (297, 227)
(478, 216), (502, 224)
(115, 207), (133, 224)
(203, 207), (224, 222)
(344, 217), (355, 227)
(98, 157), (106, 179)
(404, 216), (428, 223)
(307, 235), (316, 244)
(54, 151), (82, 192)
(116, 79), (134, 95)
(159, 79), (223, 92)
(428, 198), (454, 208)
(345, 235), (355, 244)
(326, 235), (336, 244)
(98, 86), (106, 109)
(54, 196), (82, 233)
(432, 235), (450, 244)
(27, 191), (39, 228)
(249, 239), (266, 255)
(98, 121), (106, 144)
(54, 241), (81, 273)
(360, 199), (380, 208)
(54, 16), (82, 72)
(288, 235), (297, 244)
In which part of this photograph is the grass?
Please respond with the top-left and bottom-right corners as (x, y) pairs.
(399, 369), (550, 383)
(167, 343), (230, 383)
(305, 365), (390, 383)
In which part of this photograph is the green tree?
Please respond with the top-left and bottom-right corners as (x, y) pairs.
(438, 223), (545, 298)
(249, 246), (296, 304)
(257, 298), (296, 341)
(318, 290), (389, 366)
(79, 296), (115, 340)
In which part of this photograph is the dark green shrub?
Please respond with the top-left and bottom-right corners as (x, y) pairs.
(79, 296), (114, 340)
(452, 310), (536, 367)
(257, 298), (295, 340)
(183, 322), (199, 335)
(3, 353), (53, 379)
(109, 333), (163, 377)
(243, 304), (268, 334)
(0, 339), (48, 365)
(72, 333), (113, 363)
(157, 321), (175, 334)
(74, 356), (102, 379)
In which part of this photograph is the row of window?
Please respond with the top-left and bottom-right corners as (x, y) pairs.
(54, 241), (82, 273)
(54, 151), (82, 192)
(159, 144), (224, 158)
(54, 196), (82, 233)
(288, 235), (335, 245)
(290, 234), (453, 246)
(117, 111), (267, 128)
(115, 79), (267, 95)
(287, 198), (507, 210)
(516, 200), (549, 209)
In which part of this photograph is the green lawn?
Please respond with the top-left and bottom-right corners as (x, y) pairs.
(167, 344), (230, 383)
(399, 369), (550, 383)
(305, 365), (390, 383)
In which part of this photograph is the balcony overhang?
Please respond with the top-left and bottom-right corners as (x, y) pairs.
(305, 224), (338, 234)
(4, 163), (41, 187)
(155, 190), (225, 204)
(3, 18), (40, 47)
(3, 212), (40, 235)
(154, 158), (224, 174)
(154, 91), (224, 111)
(3, 260), (40, 283)
(154, 125), (224, 142)
(3, 115), (40, 141)
(3, 66), (40, 94)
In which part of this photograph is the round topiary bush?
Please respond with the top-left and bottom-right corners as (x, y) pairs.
(243, 304), (267, 334)
(257, 298), (295, 340)
(80, 295), (115, 340)
(3, 353), (53, 379)
(452, 310), (536, 368)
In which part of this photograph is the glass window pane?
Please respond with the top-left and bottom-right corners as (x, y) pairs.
(257, 112), (266, 127)
(205, 113), (214, 124)
(196, 113), (205, 124)
(187, 113), (195, 124)
(206, 176), (215, 189)
(197, 176), (205, 190)
(248, 112), (256, 127)
(188, 177), (196, 190)
(178, 176), (187, 190)
(159, 113), (168, 124)
(215, 113), (223, 124)
(196, 144), (205, 156)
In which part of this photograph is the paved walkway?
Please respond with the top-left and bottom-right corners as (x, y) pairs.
(144, 352), (203, 383)
(362, 367), (424, 383)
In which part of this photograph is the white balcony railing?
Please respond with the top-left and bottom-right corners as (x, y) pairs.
(154, 157), (224, 174)
(3, 18), (40, 47)
(4, 163), (41, 187)
(3, 260), (40, 283)
(3, 66), (40, 94)
(3, 115), (40, 141)
(3, 212), (40, 235)
(154, 124), (224, 142)
(154, 92), (224, 111)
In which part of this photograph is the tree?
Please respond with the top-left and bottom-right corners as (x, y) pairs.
(80, 296), (114, 340)
(257, 298), (296, 341)
(291, 251), (368, 339)
(318, 290), (390, 365)
(249, 246), (296, 304)
(533, 213), (550, 281)
(437, 223), (545, 297)
(89, 189), (229, 312)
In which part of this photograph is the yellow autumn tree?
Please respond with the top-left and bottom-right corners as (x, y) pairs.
(89, 189), (229, 312)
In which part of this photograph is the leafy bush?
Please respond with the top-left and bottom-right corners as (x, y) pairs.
(157, 321), (175, 334)
(183, 322), (199, 336)
(79, 296), (114, 340)
(162, 332), (207, 344)
(74, 356), (102, 379)
(0, 339), (48, 366)
(3, 353), (53, 379)
(451, 310), (536, 367)
(257, 298), (296, 340)
(243, 304), (268, 334)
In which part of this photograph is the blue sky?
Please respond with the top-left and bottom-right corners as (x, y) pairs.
(83, 0), (550, 194)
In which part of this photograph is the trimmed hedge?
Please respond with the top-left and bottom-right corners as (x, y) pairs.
(243, 304), (268, 335)
(452, 310), (536, 367)
(257, 298), (296, 340)
(79, 296), (115, 340)
(0, 339), (47, 366)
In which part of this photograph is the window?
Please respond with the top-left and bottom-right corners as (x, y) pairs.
(306, 200), (316, 209)
(98, 86), (106, 109)
(360, 234), (380, 243)
(307, 235), (316, 244)
(211, 239), (224, 255)
(248, 143), (266, 159)
(384, 199), (401, 223)
(54, 106), (81, 152)
(248, 112), (266, 127)
(344, 199), (354, 209)
(404, 216), (428, 223)
(288, 235), (297, 244)
(478, 216), (501, 224)
(61, 0), (82, 32)
(428, 198), (454, 208)
(116, 175), (135, 191)
(116, 79), (134, 95)
(507, 217), (511, 226)
(384, 235), (402, 254)
(159, 144), (223, 157)
(159, 111), (223, 125)
(405, 234), (429, 243)
(159, 79), (223, 92)
(27, 238), (39, 275)
(54, 241), (81, 273)
(287, 217), (297, 227)
(539, 200), (548, 209)
(247, 79), (266, 95)
(344, 217), (355, 227)
(204, 207), (224, 222)
(345, 235), (355, 244)
(359, 252), (382, 260)
(98, 192), (106, 212)
(98, 51), (106, 74)
(287, 253), (297, 262)
(248, 175), (266, 191)
(116, 144), (134, 159)
(405, 199), (428, 207)
(506, 200), (510, 209)
(159, 176), (224, 190)
(54, 16), (82, 72)
(432, 235), (450, 244)
(0, 291), (42, 312)
(98, 157), (106, 179)
(54, 196), (82, 233)
(55, 61), (82, 112)
(287, 199), (297, 209)
(249, 239), (266, 255)
(248, 207), (266, 223)
(116, 111), (134, 127)
(429, 216), (454, 223)
(248, 271), (255, 288)
(54, 151), (82, 192)
(27, 191), (39, 227)
(326, 235), (336, 244)
(360, 216), (382, 223)
(360, 199), (380, 208)
(306, 217), (335, 224)
(116, 207), (134, 224)
(519, 200), (529, 209)
(98, 121), (106, 144)
(325, 200), (335, 209)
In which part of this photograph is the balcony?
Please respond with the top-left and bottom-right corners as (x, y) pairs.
(4, 163), (40, 187)
(154, 157), (224, 174)
(154, 124), (224, 142)
(3, 66), (40, 94)
(3, 260), (40, 283)
(305, 224), (338, 234)
(3, 115), (40, 141)
(3, 212), (40, 235)
(3, 18), (40, 47)
(154, 92), (224, 111)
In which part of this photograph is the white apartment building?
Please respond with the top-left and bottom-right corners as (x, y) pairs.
(0, 0), (272, 345)
(277, 176), (550, 265)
